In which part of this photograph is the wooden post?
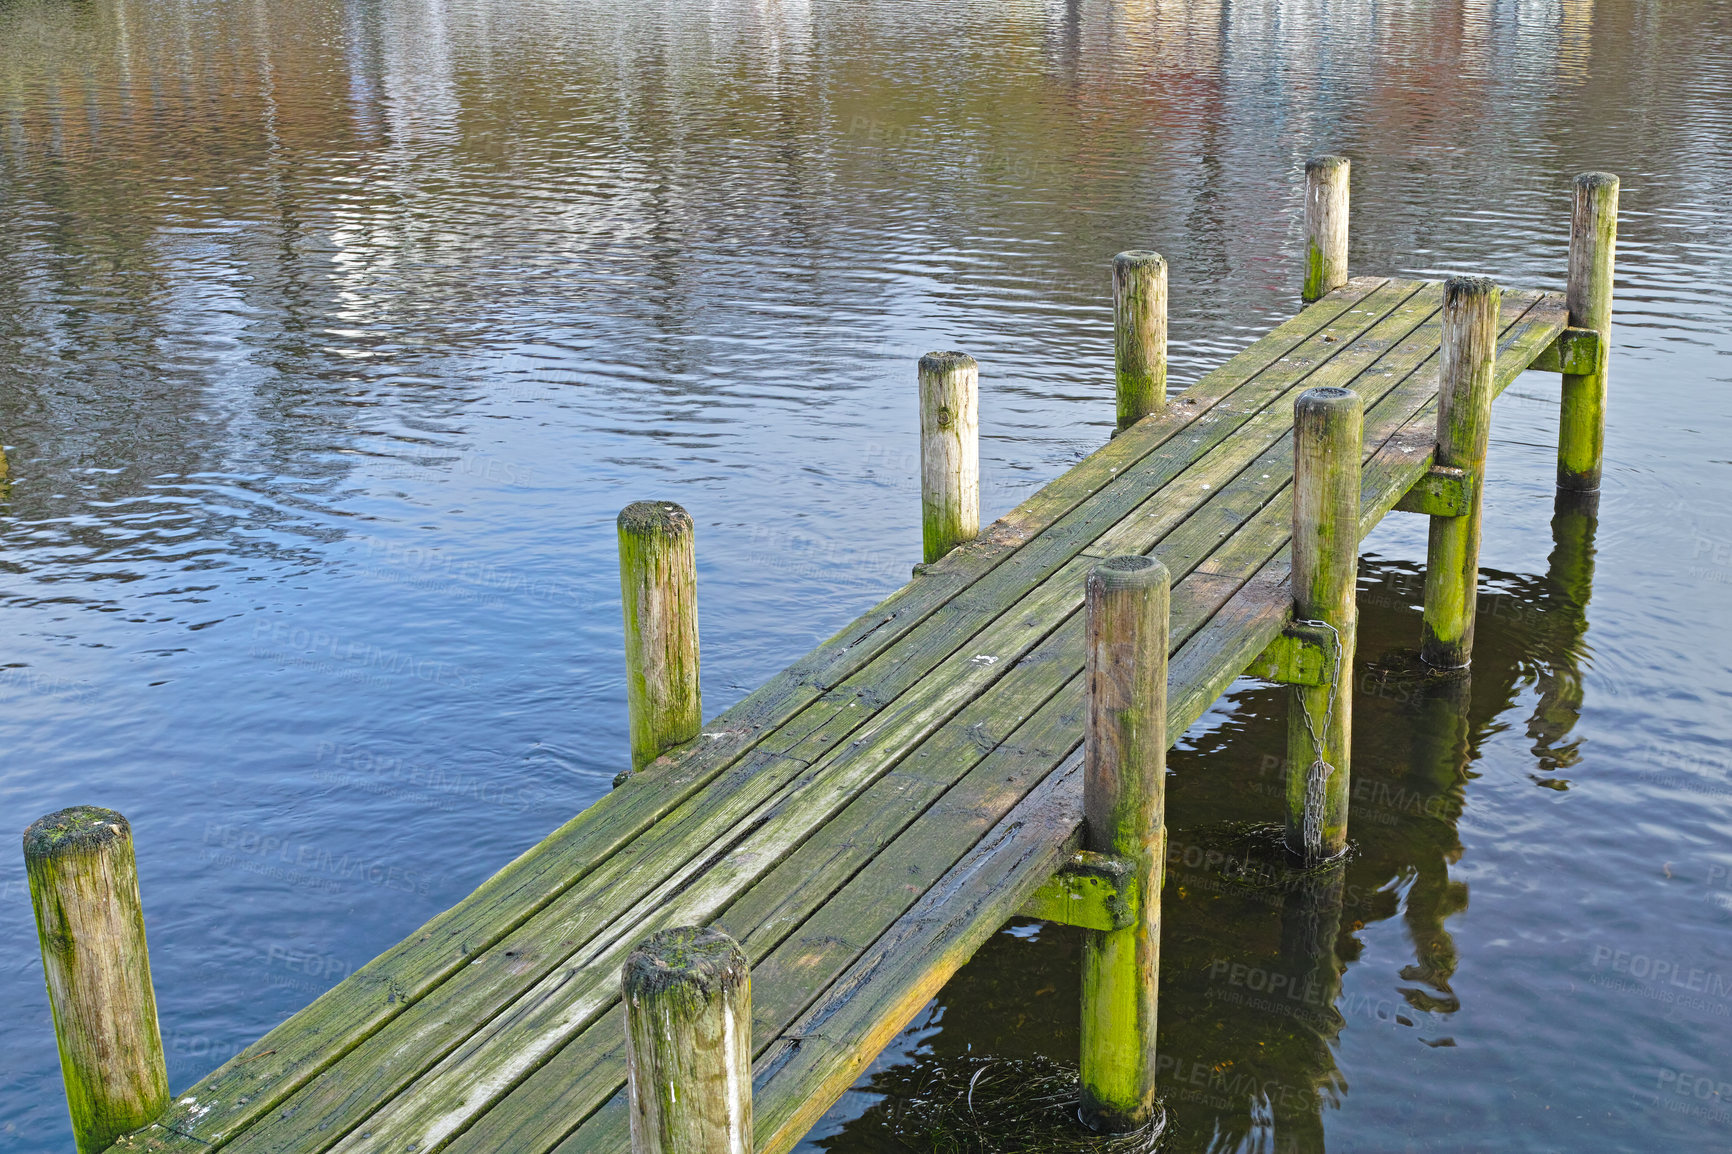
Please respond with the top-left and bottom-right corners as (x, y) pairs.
(1558, 171), (1618, 492)
(1286, 387), (1361, 864)
(622, 926), (752, 1154)
(1302, 155), (1350, 304)
(1420, 276), (1501, 669)
(1112, 251), (1168, 432)
(1080, 554), (1168, 1133)
(619, 501), (702, 773)
(24, 807), (170, 1154)
(918, 351), (980, 565)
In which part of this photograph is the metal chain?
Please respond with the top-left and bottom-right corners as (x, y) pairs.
(1294, 618), (1343, 862)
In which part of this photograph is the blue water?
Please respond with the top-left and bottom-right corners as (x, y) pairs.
(2, 0), (1730, 1150)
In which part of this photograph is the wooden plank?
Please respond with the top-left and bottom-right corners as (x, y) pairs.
(1393, 465), (1472, 517)
(1529, 324), (1599, 374)
(500, 682), (1095, 1154)
(1016, 851), (1138, 931)
(749, 756), (1089, 1154)
(117, 279), (1396, 1154)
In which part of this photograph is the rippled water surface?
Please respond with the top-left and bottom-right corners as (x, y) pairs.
(3, 0), (1731, 1150)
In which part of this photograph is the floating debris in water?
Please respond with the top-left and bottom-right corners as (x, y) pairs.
(869, 1053), (1167, 1153)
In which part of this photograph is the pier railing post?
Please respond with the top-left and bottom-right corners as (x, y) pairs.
(24, 807), (170, 1154)
(918, 351), (980, 565)
(619, 501), (702, 773)
(1112, 251), (1168, 432)
(1558, 172), (1618, 492)
(1080, 554), (1168, 1133)
(1420, 276), (1501, 669)
(1302, 155), (1350, 304)
(623, 926), (753, 1154)
(1286, 387), (1361, 864)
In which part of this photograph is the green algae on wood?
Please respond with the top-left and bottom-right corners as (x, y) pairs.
(1018, 851), (1138, 933)
(1394, 464), (1473, 517)
(1529, 326), (1600, 375)
(918, 351), (980, 564)
(25, 807), (169, 1154)
(1302, 156), (1350, 304)
(1558, 172), (1618, 492)
(1079, 555), (1168, 1133)
(619, 500), (702, 774)
(1421, 276), (1501, 669)
(1248, 620), (1335, 687)
(1286, 386), (1361, 864)
(1112, 251), (1168, 431)
(622, 927), (751, 1154)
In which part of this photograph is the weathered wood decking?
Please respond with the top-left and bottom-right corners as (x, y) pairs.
(117, 277), (1569, 1154)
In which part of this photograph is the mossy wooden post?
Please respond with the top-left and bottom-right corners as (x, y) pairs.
(1420, 276), (1501, 669)
(1286, 387), (1361, 864)
(622, 926), (752, 1154)
(1079, 554), (1168, 1133)
(1302, 155), (1350, 304)
(918, 351), (979, 565)
(1558, 172), (1618, 492)
(619, 501), (701, 773)
(24, 807), (169, 1154)
(1112, 251), (1167, 432)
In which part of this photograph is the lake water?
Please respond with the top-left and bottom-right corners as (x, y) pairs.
(2, 0), (1730, 1150)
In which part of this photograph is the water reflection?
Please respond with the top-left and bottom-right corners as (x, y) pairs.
(818, 485), (1612, 1153)
(3, 0), (1730, 1149)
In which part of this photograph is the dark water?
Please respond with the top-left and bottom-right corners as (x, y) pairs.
(2, 0), (1730, 1150)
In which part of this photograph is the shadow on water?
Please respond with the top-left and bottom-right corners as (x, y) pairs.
(819, 493), (1601, 1153)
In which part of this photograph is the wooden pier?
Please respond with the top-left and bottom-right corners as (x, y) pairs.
(28, 165), (1617, 1154)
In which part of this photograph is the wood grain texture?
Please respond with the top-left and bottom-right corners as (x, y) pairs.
(1421, 276), (1501, 669)
(1559, 172), (1618, 491)
(619, 501), (702, 773)
(25, 808), (169, 1154)
(1080, 556), (1168, 1130)
(1303, 156), (1350, 303)
(751, 756), (1088, 1154)
(622, 928), (751, 1154)
(1113, 251), (1168, 430)
(919, 351), (981, 564)
(1286, 387), (1362, 863)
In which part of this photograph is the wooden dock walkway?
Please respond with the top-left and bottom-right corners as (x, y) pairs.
(26, 166), (1618, 1154)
